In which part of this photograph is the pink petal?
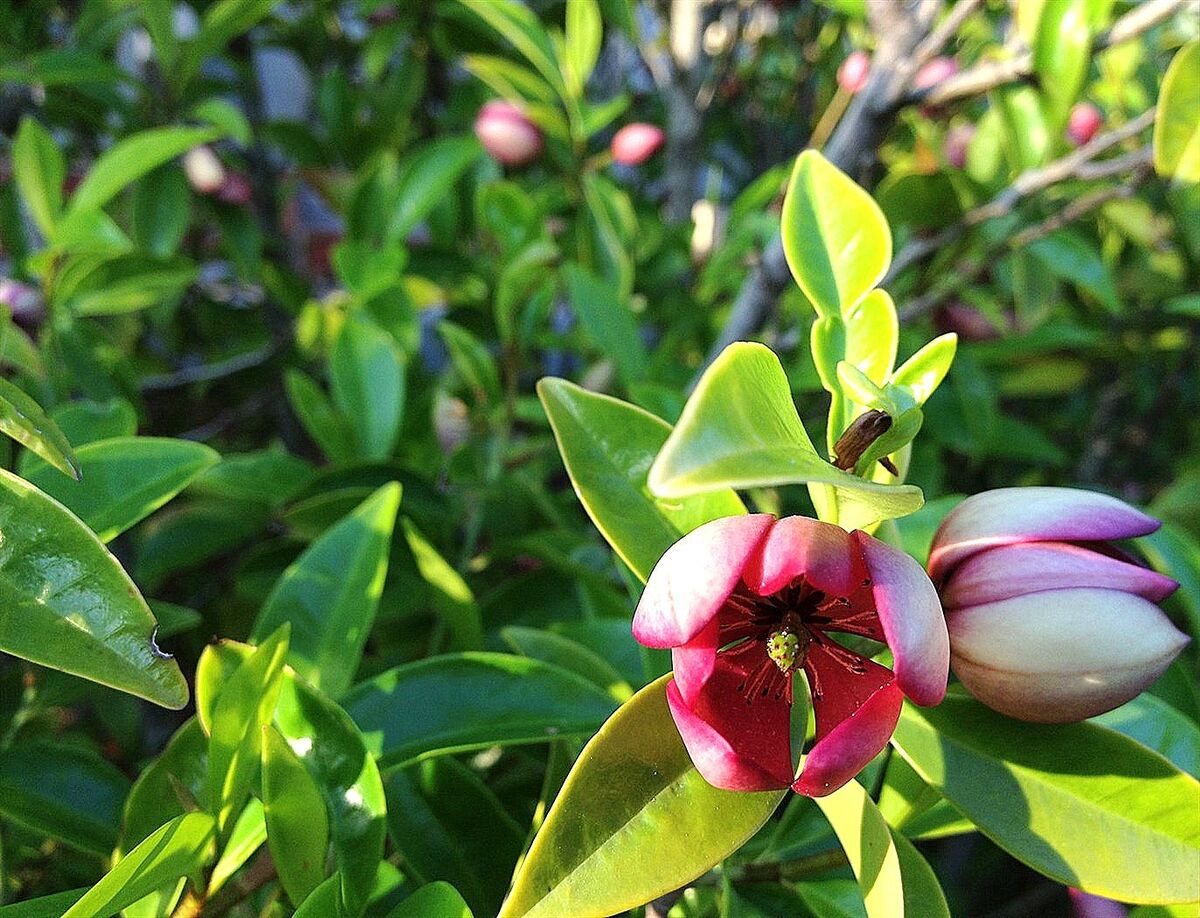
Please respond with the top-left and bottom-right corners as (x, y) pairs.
(928, 488), (1161, 583)
(666, 643), (795, 791)
(671, 616), (719, 707)
(633, 514), (774, 648)
(793, 643), (902, 796)
(855, 532), (949, 706)
(742, 515), (859, 598)
(941, 541), (1179, 609)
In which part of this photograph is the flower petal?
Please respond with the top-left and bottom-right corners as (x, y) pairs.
(742, 515), (858, 598)
(666, 644), (795, 791)
(671, 615), (719, 707)
(941, 541), (1179, 608)
(632, 514), (774, 648)
(855, 532), (949, 706)
(793, 642), (902, 797)
(928, 488), (1161, 583)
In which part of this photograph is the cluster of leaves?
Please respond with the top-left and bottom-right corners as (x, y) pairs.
(0, 1), (1196, 917)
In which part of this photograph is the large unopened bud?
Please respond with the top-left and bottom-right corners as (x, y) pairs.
(183, 145), (226, 194)
(929, 488), (1187, 723)
(611, 123), (665, 166)
(474, 100), (542, 167)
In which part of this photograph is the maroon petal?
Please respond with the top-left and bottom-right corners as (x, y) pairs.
(667, 641), (795, 791)
(855, 532), (949, 706)
(928, 487), (1161, 583)
(742, 515), (859, 598)
(793, 641), (903, 797)
(633, 514), (774, 648)
(942, 541), (1179, 608)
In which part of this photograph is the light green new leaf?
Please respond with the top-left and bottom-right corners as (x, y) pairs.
(815, 779), (950, 918)
(21, 437), (218, 542)
(648, 343), (923, 526)
(0, 468), (187, 708)
(253, 483), (401, 698)
(293, 874), (343, 918)
(389, 882), (474, 918)
(456, 0), (566, 98)
(263, 725), (330, 906)
(1031, 0), (1092, 134)
(538, 377), (745, 580)
(563, 0), (602, 98)
(844, 290), (899, 385)
(892, 692), (1200, 904)
(207, 799), (266, 897)
(344, 652), (618, 768)
(500, 675), (785, 917)
(890, 334), (957, 409)
(781, 150), (892, 317)
(66, 126), (221, 217)
(0, 376), (80, 480)
(402, 518), (484, 651)
(62, 813), (216, 918)
(1154, 41), (1200, 183)
(330, 313), (407, 461)
(12, 117), (65, 235)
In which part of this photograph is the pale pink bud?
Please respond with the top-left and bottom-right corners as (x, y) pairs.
(183, 145), (226, 194)
(837, 50), (871, 94)
(1067, 103), (1102, 147)
(914, 56), (959, 91)
(474, 100), (542, 167)
(611, 123), (665, 166)
(943, 123), (975, 169)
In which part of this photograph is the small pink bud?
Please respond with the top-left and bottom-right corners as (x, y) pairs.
(611, 123), (665, 166)
(474, 100), (542, 167)
(943, 123), (975, 169)
(183, 145), (226, 195)
(914, 56), (959, 91)
(1067, 103), (1102, 147)
(837, 50), (871, 94)
(0, 278), (43, 323)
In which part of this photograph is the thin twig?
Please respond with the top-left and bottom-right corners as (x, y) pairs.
(914, 0), (985, 65)
(139, 344), (276, 390)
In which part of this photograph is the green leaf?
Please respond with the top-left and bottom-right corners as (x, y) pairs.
(1028, 231), (1121, 313)
(388, 137), (482, 242)
(203, 626), (290, 832)
(562, 263), (647, 385)
(501, 675), (784, 917)
(814, 779), (950, 918)
(208, 798), (267, 895)
(50, 398), (137, 446)
(132, 165), (191, 257)
(263, 725), (330, 906)
(1139, 521), (1200, 638)
(537, 377), (745, 582)
(66, 126), (221, 217)
(996, 83), (1050, 170)
(844, 289), (899, 385)
(1154, 41), (1200, 182)
(284, 369), (357, 463)
(402, 518), (484, 651)
(781, 150), (892, 318)
(563, 0), (602, 98)
(1092, 694), (1200, 779)
(253, 483), (401, 698)
(388, 882), (474, 918)
(890, 334), (958, 409)
(330, 313), (407, 461)
(20, 437), (218, 542)
(891, 692), (1200, 904)
(181, 0), (276, 83)
(119, 719), (209, 856)
(0, 741), (130, 855)
(0, 376), (80, 480)
(0, 889), (88, 917)
(62, 813), (216, 918)
(439, 321), (502, 408)
(455, 0), (566, 98)
(12, 117), (65, 235)
(1031, 0), (1092, 135)
(647, 343), (923, 526)
(0, 468), (188, 708)
(344, 652), (618, 768)
(502, 625), (632, 702)
(293, 874), (342, 918)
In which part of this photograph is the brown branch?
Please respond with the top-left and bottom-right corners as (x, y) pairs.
(914, 0), (986, 65)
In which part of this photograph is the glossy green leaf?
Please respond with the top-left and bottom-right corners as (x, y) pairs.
(877, 754), (974, 841)
(402, 518), (484, 650)
(1032, 0), (1092, 134)
(207, 798), (267, 895)
(1093, 694), (1200, 779)
(815, 779), (950, 918)
(890, 334), (958, 409)
(388, 882), (474, 918)
(0, 889), (88, 916)
(12, 117), (64, 235)
(0, 741), (130, 855)
(563, 263), (647, 385)
(330, 313), (406, 461)
(388, 136), (482, 242)
(0, 376), (80, 480)
(20, 437), (218, 542)
(119, 718), (209, 856)
(648, 343), (923, 526)
(455, 0), (566, 98)
(996, 84), (1050, 170)
(844, 290), (899, 385)
(501, 675), (784, 917)
(344, 652), (618, 768)
(284, 369), (357, 462)
(537, 377), (745, 582)
(66, 126), (221, 217)
(253, 482), (401, 697)
(293, 874), (342, 918)
(50, 398), (137, 445)
(0, 468), (188, 708)
(563, 0), (602, 98)
(781, 150), (891, 318)
(1154, 41), (1200, 183)
(263, 725), (330, 906)
(502, 625), (632, 702)
(891, 692), (1200, 904)
(62, 812), (216, 918)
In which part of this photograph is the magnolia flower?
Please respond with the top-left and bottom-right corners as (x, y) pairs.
(929, 488), (1187, 723)
(474, 100), (542, 167)
(611, 123), (665, 166)
(633, 515), (948, 797)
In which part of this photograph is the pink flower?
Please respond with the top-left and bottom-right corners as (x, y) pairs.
(837, 51), (871, 94)
(930, 488), (1187, 723)
(1067, 103), (1102, 147)
(474, 100), (543, 167)
(611, 123), (665, 166)
(633, 515), (948, 797)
